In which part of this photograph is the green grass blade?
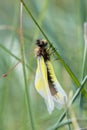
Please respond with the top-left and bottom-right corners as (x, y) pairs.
(50, 118), (87, 130)
(0, 44), (20, 61)
(0, 44), (33, 72)
(33, 0), (49, 40)
(19, 2), (35, 130)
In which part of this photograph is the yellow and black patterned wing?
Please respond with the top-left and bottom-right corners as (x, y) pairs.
(35, 56), (54, 114)
(46, 60), (67, 109)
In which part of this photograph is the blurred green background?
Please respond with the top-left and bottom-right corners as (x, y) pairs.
(0, 0), (87, 130)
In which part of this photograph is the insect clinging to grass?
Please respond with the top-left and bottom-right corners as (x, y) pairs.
(35, 39), (67, 114)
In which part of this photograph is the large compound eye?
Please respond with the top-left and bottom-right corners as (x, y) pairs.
(36, 39), (48, 47)
(41, 39), (48, 46)
(36, 39), (41, 46)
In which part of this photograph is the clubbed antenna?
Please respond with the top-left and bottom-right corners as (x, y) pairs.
(2, 61), (21, 78)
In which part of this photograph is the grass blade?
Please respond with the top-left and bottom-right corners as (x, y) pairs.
(0, 44), (33, 72)
(19, 2), (35, 130)
(50, 118), (87, 130)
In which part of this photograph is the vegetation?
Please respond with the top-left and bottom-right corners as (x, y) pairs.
(0, 0), (87, 130)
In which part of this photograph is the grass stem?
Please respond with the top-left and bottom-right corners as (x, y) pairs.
(19, 2), (35, 130)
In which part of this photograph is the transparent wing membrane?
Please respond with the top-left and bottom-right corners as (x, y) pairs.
(35, 56), (54, 114)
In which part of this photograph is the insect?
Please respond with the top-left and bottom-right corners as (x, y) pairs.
(35, 39), (67, 114)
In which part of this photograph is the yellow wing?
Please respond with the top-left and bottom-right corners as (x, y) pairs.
(46, 61), (67, 109)
(35, 56), (54, 114)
